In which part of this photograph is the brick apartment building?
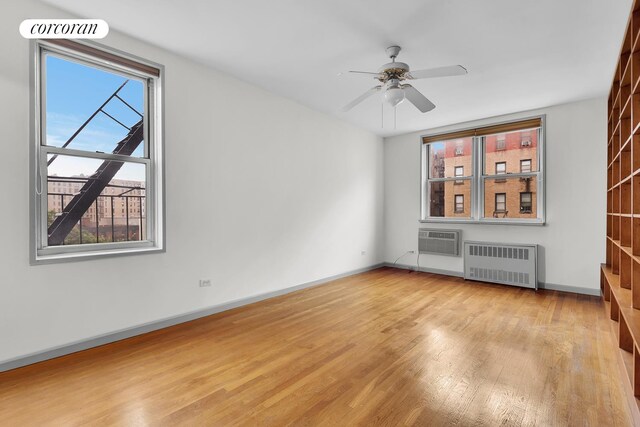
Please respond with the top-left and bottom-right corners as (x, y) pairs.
(47, 175), (146, 242)
(430, 129), (538, 218)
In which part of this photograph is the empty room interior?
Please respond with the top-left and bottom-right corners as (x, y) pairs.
(3, 0), (640, 425)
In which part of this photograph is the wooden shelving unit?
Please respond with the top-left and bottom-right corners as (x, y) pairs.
(602, 1), (640, 417)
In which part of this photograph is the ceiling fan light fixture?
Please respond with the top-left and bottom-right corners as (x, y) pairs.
(384, 79), (405, 107)
(384, 87), (405, 107)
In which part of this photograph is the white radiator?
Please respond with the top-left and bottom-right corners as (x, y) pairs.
(463, 241), (538, 290)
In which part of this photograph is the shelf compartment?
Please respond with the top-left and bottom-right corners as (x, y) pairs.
(609, 166), (614, 189)
(622, 313), (634, 353)
(614, 159), (621, 188)
(623, 181), (633, 214)
(634, 136), (640, 172)
(614, 186), (621, 214)
(614, 242), (621, 275)
(622, 216), (632, 247)
(603, 267), (612, 301)
(635, 346), (640, 396)
(635, 177), (640, 214)
(634, 218), (640, 256)
(623, 144), (633, 179)
(634, 260), (640, 309)
(622, 250), (632, 289)
(614, 214), (621, 242)
(608, 189), (613, 214)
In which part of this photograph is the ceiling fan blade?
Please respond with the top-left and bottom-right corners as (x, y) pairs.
(341, 86), (381, 112)
(402, 85), (436, 113)
(408, 65), (467, 80)
(347, 70), (384, 78)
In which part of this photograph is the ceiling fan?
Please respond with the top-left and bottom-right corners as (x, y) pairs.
(342, 46), (467, 113)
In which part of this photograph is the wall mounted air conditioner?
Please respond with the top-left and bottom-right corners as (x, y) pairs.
(419, 229), (461, 257)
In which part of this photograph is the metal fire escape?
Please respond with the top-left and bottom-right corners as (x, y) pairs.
(47, 80), (144, 246)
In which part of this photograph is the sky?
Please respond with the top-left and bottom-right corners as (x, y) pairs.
(46, 53), (146, 182)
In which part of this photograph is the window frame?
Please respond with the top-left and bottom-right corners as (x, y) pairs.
(420, 115), (545, 225)
(454, 194), (464, 213)
(520, 192), (533, 213)
(454, 166), (464, 184)
(495, 193), (506, 213)
(520, 159), (532, 173)
(30, 39), (165, 264)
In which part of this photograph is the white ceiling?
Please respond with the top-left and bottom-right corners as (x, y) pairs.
(45, 0), (632, 137)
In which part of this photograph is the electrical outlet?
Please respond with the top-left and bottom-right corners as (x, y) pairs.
(361, 250), (366, 255)
(199, 279), (212, 287)
(409, 250), (416, 254)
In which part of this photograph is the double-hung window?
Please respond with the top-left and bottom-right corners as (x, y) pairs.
(31, 40), (165, 263)
(454, 166), (464, 184)
(495, 193), (507, 215)
(454, 195), (464, 213)
(421, 117), (544, 224)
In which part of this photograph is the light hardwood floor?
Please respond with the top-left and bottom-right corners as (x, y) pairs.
(0, 268), (633, 426)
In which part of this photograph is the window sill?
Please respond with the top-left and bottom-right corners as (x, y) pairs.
(419, 218), (545, 226)
(32, 245), (164, 265)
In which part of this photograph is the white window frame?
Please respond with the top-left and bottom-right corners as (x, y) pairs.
(454, 166), (464, 184)
(454, 194), (464, 213)
(420, 115), (545, 225)
(30, 40), (165, 264)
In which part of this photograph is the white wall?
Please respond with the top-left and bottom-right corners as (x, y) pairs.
(0, 1), (384, 364)
(383, 98), (607, 293)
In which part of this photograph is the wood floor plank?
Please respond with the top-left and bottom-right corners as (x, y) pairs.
(0, 267), (633, 426)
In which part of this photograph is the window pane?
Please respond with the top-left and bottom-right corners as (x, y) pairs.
(428, 138), (473, 178)
(484, 177), (537, 219)
(429, 180), (471, 218)
(44, 54), (146, 157)
(484, 129), (538, 174)
(47, 155), (147, 246)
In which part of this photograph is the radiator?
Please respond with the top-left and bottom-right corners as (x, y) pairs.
(463, 241), (538, 290)
(419, 229), (461, 257)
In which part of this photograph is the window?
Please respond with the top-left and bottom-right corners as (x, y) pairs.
(454, 140), (464, 156)
(421, 117), (544, 223)
(495, 161), (507, 183)
(424, 137), (473, 218)
(495, 193), (506, 214)
(521, 131), (532, 146)
(454, 166), (464, 184)
(31, 40), (165, 263)
(455, 195), (464, 213)
(520, 192), (532, 213)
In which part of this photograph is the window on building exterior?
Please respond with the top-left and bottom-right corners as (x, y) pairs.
(455, 195), (464, 213)
(454, 166), (464, 184)
(31, 40), (164, 263)
(454, 140), (464, 156)
(421, 117), (544, 223)
(495, 193), (506, 214)
(520, 192), (532, 213)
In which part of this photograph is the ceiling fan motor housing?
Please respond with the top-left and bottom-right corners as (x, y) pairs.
(378, 62), (410, 81)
